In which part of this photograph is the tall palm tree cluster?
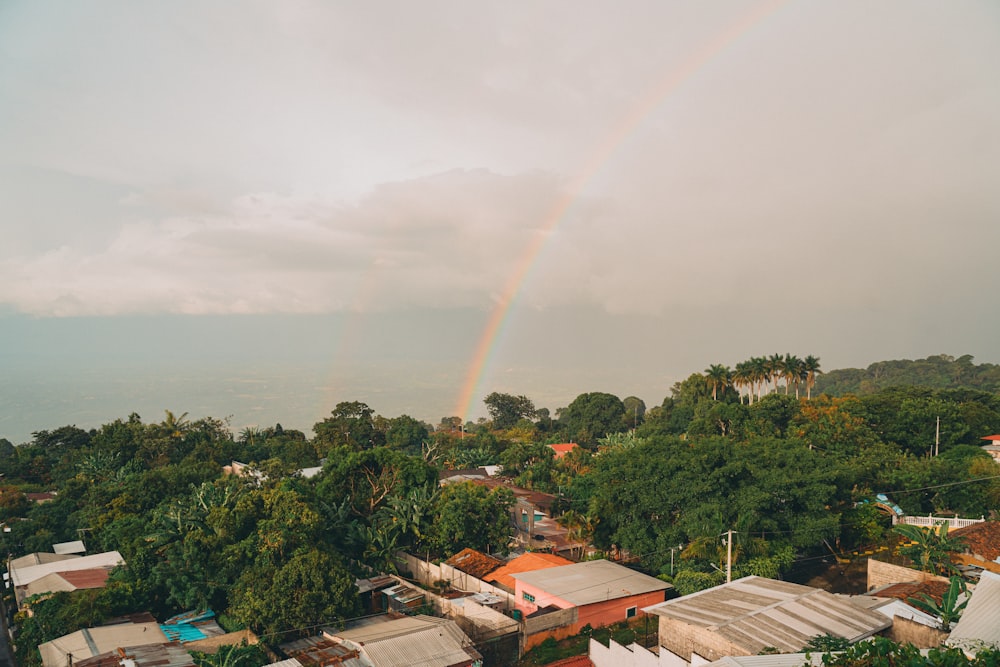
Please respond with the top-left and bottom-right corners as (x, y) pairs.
(706, 354), (822, 404)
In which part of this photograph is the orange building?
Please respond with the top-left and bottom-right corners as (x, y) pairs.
(511, 559), (671, 650)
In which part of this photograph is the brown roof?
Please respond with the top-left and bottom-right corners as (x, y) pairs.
(445, 548), (505, 579)
(874, 580), (950, 605)
(486, 553), (574, 591)
(950, 521), (1000, 562)
(468, 478), (557, 512)
(547, 443), (580, 459)
(58, 568), (112, 589)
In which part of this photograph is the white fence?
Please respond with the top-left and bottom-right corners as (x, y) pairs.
(899, 515), (985, 531)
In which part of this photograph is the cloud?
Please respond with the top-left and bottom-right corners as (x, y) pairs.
(0, 170), (581, 316)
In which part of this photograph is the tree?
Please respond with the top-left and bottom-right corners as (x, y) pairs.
(558, 392), (627, 447)
(228, 548), (359, 639)
(803, 355), (822, 399)
(705, 365), (731, 401)
(483, 392), (536, 430)
(312, 401), (384, 453)
(622, 396), (646, 429)
(426, 481), (514, 557)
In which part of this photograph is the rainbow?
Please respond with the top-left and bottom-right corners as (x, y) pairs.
(453, 0), (787, 421)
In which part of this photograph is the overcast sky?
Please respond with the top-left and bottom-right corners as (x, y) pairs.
(2, 1), (999, 441)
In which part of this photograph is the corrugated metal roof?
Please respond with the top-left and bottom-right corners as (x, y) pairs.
(9, 552), (79, 569)
(75, 642), (195, 667)
(281, 636), (370, 667)
(38, 623), (168, 667)
(948, 570), (1000, 652)
(329, 615), (480, 667)
(706, 654), (826, 667)
(511, 559), (670, 606)
(347, 629), (476, 667)
(12, 551), (124, 587)
(53, 540), (87, 555)
(644, 576), (890, 655)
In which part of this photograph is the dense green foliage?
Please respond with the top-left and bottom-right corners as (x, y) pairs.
(3, 354), (1000, 663)
(816, 354), (1000, 396)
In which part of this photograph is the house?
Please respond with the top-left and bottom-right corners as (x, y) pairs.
(512, 559), (671, 649)
(10, 550), (124, 610)
(980, 435), (1000, 463)
(949, 520), (1000, 574)
(21, 569), (113, 612)
(38, 617), (169, 667)
(281, 614), (482, 667)
(947, 570), (1000, 654)
(643, 576), (891, 663)
(547, 443), (580, 460)
(485, 553), (574, 594)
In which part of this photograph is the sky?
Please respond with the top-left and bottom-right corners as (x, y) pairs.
(2, 1), (1000, 443)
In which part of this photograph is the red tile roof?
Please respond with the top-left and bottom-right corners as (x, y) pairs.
(875, 581), (950, 605)
(545, 657), (594, 667)
(981, 435), (1000, 442)
(445, 548), (505, 579)
(486, 553), (574, 591)
(950, 521), (1000, 562)
(548, 443), (580, 460)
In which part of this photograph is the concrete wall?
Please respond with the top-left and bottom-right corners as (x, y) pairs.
(866, 559), (949, 591)
(657, 617), (747, 663)
(886, 615), (949, 649)
(575, 591), (667, 630)
(397, 552), (517, 608)
(590, 638), (671, 667)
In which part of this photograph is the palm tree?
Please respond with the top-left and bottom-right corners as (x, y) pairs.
(803, 355), (822, 399)
(705, 364), (731, 401)
(767, 353), (784, 394)
(732, 362), (751, 405)
(750, 356), (768, 403)
(781, 355), (803, 397)
(162, 410), (190, 439)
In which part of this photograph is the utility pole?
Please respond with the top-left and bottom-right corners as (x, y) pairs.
(935, 416), (940, 457)
(726, 529), (733, 583)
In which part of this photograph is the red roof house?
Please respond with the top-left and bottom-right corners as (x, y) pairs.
(547, 443), (580, 460)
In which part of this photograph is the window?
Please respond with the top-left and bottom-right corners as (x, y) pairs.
(626, 606), (637, 619)
(523, 592), (535, 603)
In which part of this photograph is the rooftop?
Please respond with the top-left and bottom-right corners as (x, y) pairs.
(445, 547), (505, 579)
(950, 520), (1000, 562)
(868, 580), (950, 605)
(511, 559), (670, 606)
(948, 570), (1000, 653)
(74, 642), (195, 667)
(643, 576), (891, 654)
(326, 615), (481, 667)
(486, 553), (574, 591)
(38, 622), (168, 667)
(11, 550), (124, 587)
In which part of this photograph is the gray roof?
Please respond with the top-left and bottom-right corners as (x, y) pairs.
(643, 576), (891, 654)
(38, 623), (168, 667)
(329, 615), (480, 667)
(706, 654), (827, 667)
(948, 570), (1000, 653)
(510, 559), (670, 606)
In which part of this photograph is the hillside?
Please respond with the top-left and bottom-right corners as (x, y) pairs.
(815, 354), (1000, 396)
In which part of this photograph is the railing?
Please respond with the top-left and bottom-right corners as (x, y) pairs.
(898, 515), (985, 530)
